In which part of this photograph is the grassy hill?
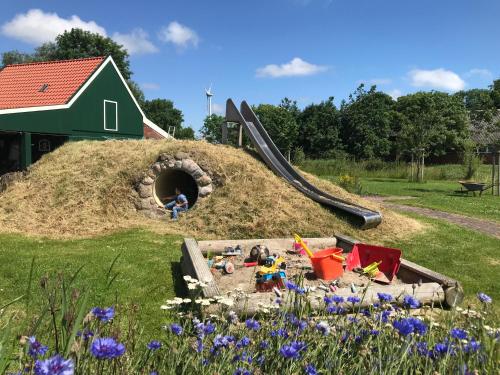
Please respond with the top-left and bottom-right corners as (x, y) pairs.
(0, 139), (422, 241)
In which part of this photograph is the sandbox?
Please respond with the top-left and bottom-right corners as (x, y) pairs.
(181, 235), (464, 316)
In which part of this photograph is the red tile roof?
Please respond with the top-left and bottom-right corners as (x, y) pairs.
(0, 57), (105, 110)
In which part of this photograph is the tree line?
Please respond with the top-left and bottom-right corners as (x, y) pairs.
(202, 83), (500, 164)
(1, 28), (195, 139)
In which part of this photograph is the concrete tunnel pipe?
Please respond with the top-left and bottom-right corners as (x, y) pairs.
(135, 153), (214, 218)
(153, 169), (199, 208)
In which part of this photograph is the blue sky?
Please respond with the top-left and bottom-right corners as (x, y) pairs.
(0, 0), (498, 132)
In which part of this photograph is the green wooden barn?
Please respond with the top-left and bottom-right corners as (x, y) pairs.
(0, 56), (169, 175)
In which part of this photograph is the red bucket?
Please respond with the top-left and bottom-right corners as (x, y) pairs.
(311, 247), (344, 280)
(346, 243), (401, 283)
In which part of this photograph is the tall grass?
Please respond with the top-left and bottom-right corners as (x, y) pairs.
(1, 265), (498, 374)
(299, 159), (492, 181)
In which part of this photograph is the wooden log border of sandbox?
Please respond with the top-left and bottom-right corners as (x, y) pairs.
(181, 235), (464, 316)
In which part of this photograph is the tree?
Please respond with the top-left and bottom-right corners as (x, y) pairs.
(396, 92), (469, 181)
(455, 88), (496, 125)
(127, 80), (145, 107)
(1, 50), (34, 66)
(200, 114), (225, 143)
(490, 79), (500, 108)
(279, 97), (301, 122)
(340, 84), (397, 160)
(143, 99), (183, 132)
(175, 126), (196, 140)
(297, 97), (342, 158)
(254, 104), (299, 160)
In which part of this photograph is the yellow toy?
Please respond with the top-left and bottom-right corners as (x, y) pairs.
(363, 261), (382, 278)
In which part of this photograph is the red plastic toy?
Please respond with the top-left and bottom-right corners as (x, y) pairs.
(346, 243), (402, 284)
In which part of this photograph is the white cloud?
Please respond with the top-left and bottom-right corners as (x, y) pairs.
(1, 9), (106, 45)
(141, 82), (160, 90)
(212, 103), (224, 115)
(466, 68), (493, 79)
(387, 89), (402, 100)
(256, 57), (328, 78)
(408, 68), (465, 91)
(112, 28), (158, 55)
(158, 21), (199, 48)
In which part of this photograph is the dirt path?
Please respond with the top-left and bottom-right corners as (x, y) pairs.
(367, 196), (500, 239)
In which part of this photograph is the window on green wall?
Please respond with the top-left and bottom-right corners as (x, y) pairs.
(104, 100), (118, 131)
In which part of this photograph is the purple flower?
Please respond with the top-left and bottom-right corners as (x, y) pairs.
(375, 310), (391, 323)
(403, 295), (420, 309)
(432, 342), (451, 356)
(370, 329), (380, 336)
(347, 296), (361, 304)
(279, 341), (307, 359)
(477, 292), (492, 303)
(304, 364), (318, 375)
(91, 306), (115, 323)
(326, 305), (345, 314)
(28, 336), (48, 358)
(233, 368), (251, 375)
(196, 338), (204, 353)
(236, 336), (251, 348)
(245, 319), (260, 331)
(271, 328), (289, 338)
(333, 295), (344, 304)
(393, 317), (427, 336)
(464, 339), (480, 353)
(285, 280), (305, 294)
(170, 323), (183, 336)
(316, 321), (330, 336)
(415, 342), (430, 357)
(147, 340), (162, 351)
(259, 340), (269, 349)
(213, 335), (234, 349)
(76, 329), (94, 341)
(90, 338), (125, 359)
(377, 293), (393, 303)
(195, 321), (216, 337)
(34, 355), (74, 375)
(450, 328), (467, 340)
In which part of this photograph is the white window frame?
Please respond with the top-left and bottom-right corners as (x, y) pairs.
(104, 100), (118, 131)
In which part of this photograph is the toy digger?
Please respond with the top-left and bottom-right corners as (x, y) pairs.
(255, 255), (287, 292)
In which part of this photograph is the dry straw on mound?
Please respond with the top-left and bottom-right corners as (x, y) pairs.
(0, 140), (422, 240)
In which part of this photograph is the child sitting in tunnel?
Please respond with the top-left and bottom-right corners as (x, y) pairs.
(163, 187), (189, 220)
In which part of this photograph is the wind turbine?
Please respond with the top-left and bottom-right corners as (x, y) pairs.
(205, 84), (213, 116)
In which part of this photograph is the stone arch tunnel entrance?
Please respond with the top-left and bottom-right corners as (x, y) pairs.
(153, 169), (199, 208)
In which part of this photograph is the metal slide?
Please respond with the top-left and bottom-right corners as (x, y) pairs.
(225, 99), (382, 229)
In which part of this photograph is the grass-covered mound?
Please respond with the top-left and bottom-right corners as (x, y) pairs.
(0, 139), (422, 240)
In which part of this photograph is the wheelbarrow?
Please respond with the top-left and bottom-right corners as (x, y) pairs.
(456, 181), (496, 196)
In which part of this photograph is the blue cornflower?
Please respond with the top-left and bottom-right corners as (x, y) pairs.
(259, 340), (269, 349)
(150, 372), (158, 375)
(196, 338), (204, 353)
(195, 321), (216, 337)
(377, 293), (393, 303)
(375, 309), (391, 323)
(361, 308), (371, 317)
(450, 328), (467, 340)
(285, 280), (298, 291)
(202, 358), (210, 366)
(147, 340), (162, 351)
(279, 341), (307, 359)
(256, 355), (265, 365)
(464, 339), (480, 353)
(270, 328), (289, 338)
(233, 368), (251, 375)
(370, 329), (380, 336)
(213, 334), (234, 349)
(316, 321), (330, 336)
(323, 295), (334, 305)
(91, 306), (115, 323)
(477, 292), (492, 303)
(76, 329), (93, 341)
(415, 342), (430, 357)
(393, 317), (427, 336)
(348, 317), (359, 324)
(245, 319), (260, 331)
(432, 342), (450, 356)
(304, 364), (318, 375)
(236, 336), (251, 348)
(347, 296), (361, 304)
(90, 338), (125, 359)
(170, 323), (183, 336)
(326, 305), (345, 314)
(333, 295), (344, 304)
(28, 336), (48, 358)
(34, 355), (74, 375)
(403, 295), (421, 309)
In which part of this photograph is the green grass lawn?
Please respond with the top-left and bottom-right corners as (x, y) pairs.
(384, 213), (499, 309)
(0, 230), (185, 337)
(360, 178), (500, 222)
